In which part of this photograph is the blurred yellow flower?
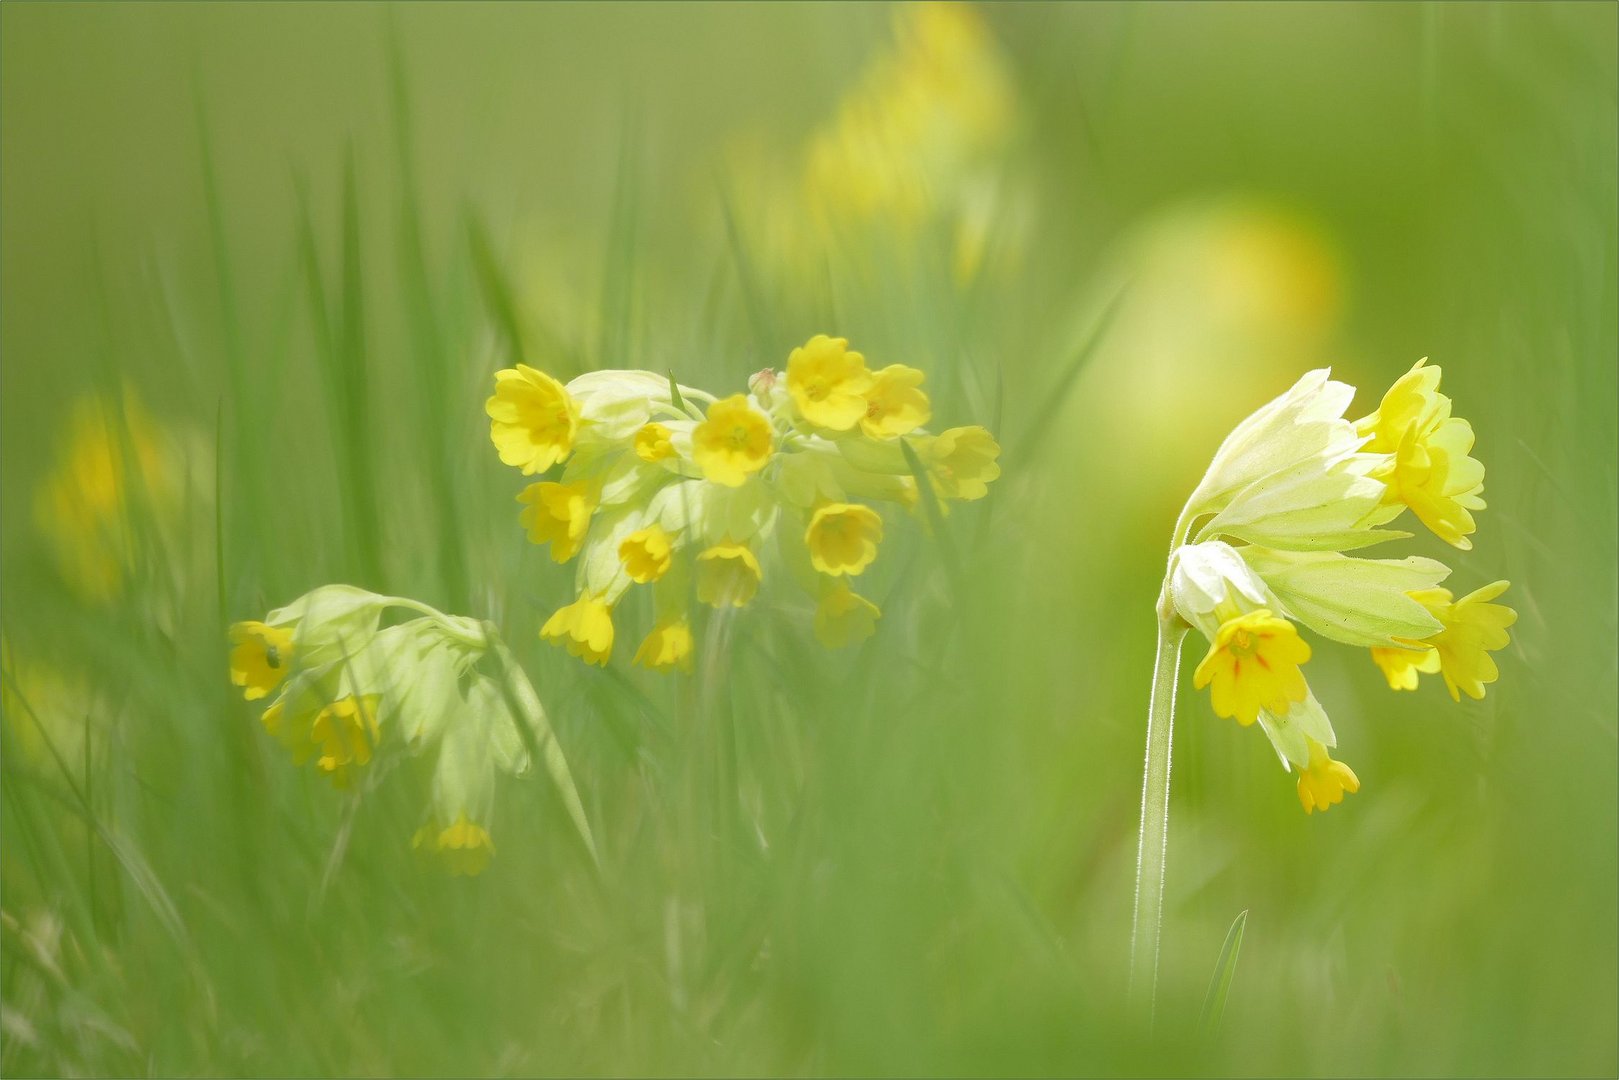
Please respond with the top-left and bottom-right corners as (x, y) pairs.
(696, 542), (762, 608)
(518, 480), (595, 563)
(1369, 643), (1442, 690)
(619, 525), (673, 584)
(920, 425), (1002, 501)
(541, 593), (615, 666)
(33, 392), (181, 603)
(1296, 739), (1360, 814)
(1191, 609), (1311, 727)
(860, 364), (931, 439)
(693, 394), (774, 486)
(814, 586), (881, 649)
(310, 695), (381, 789)
(633, 617), (694, 673)
(486, 364), (580, 474)
(414, 815), (495, 877)
(228, 621), (294, 701)
(787, 335), (873, 431)
(634, 421), (675, 463)
(805, 503), (884, 577)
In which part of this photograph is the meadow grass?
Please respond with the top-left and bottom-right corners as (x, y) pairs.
(1, 4), (1615, 1076)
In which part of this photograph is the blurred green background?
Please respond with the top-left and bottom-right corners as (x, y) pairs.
(2, 2), (1615, 1075)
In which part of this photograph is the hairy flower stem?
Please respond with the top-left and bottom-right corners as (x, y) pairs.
(1130, 585), (1189, 1020)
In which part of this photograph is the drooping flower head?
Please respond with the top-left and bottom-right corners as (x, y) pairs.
(1165, 361), (1514, 812)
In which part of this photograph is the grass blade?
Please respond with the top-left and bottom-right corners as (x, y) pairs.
(1199, 908), (1249, 1033)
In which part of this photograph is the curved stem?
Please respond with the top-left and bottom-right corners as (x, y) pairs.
(1129, 589), (1188, 1020)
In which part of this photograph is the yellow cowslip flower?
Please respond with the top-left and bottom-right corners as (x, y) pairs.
(414, 815), (495, 877)
(634, 422), (675, 463)
(805, 503), (884, 577)
(1296, 739), (1360, 814)
(309, 695), (381, 789)
(1409, 581), (1517, 701)
(1370, 644), (1441, 691)
(260, 695), (316, 765)
(517, 481), (595, 563)
(692, 394), (774, 487)
(786, 335), (874, 431)
(633, 617), (694, 673)
(619, 525), (673, 584)
(695, 542), (762, 608)
(1357, 359), (1486, 550)
(228, 621), (294, 701)
(920, 425), (1002, 501)
(1191, 609), (1311, 727)
(541, 593), (615, 666)
(860, 364), (931, 439)
(486, 364), (580, 475)
(814, 585), (881, 649)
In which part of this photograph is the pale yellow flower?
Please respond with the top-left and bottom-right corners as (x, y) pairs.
(414, 815), (495, 877)
(634, 422), (675, 463)
(619, 525), (673, 584)
(920, 425), (1001, 501)
(692, 395), (774, 487)
(540, 593), (615, 666)
(310, 696), (381, 789)
(486, 365), (580, 474)
(517, 481), (595, 563)
(228, 621), (294, 701)
(814, 585), (881, 648)
(1296, 739), (1360, 814)
(695, 542), (762, 608)
(786, 335), (873, 431)
(860, 364), (931, 439)
(805, 503), (884, 577)
(1409, 581), (1517, 701)
(633, 617), (695, 673)
(1191, 609), (1311, 727)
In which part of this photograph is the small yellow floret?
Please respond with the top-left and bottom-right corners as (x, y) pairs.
(814, 585), (881, 648)
(633, 617), (695, 673)
(861, 364), (931, 439)
(517, 481), (595, 563)
(1297, 740), (1360, 814)
(619, 525), (674, 584)
(541, 593), (615, 666)
(693, 395), (774, 487)
(414, 815), (495, 876)
(1370, 644), (1441, 691)
(1410, 581), (1517, 701)
(695, 542), (762, 608)
(309, 695), (381, 789)
(805, 503), (884, 577)
(634, 422), (676, 463)
(228, 621), (295, 701)
(1192, 609), (1311, 727)
(786, 335), (874, 431)
(486, 365), (580, 475)
(922, 425), (1002, 501)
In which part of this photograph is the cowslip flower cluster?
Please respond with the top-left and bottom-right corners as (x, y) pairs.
(1166, 360), (1516, 812)
(228, 586), (591, 874)
(486, 335), (1002, 670)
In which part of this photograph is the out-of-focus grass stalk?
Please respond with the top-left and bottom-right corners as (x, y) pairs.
(1129, 511), (1195, 1018)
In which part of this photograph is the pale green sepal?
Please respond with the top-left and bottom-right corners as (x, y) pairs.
(566, 369), (671, 441)
(576, 501), (652, 604)
(1202, 453), (1399, 552)
(1243, 547), (1449, 648)
(1256, 687), (1336, 772)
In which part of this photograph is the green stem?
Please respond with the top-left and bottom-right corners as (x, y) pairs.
(1130, 592), (1187, 1018)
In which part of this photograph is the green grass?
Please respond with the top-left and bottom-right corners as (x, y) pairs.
(2, 3), (1615, 1076)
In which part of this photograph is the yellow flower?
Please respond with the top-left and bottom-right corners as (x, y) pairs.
(1296, 740), (1360, 814)
(692, 395), (774, 487)
(633, 617), (694, 673)
(228, 621), (294, 701)
(1192, 609), (1311, 727)
(860, 364), (931, 439)
(486, 364), (580, 475)
(1409, 581), (1517, 701)
(619, 525), (673, 584)
(414, 815), (495, 877)
(695, 542), (762, 608)
(786, 335), (874, 431)
(1357, 359), (1486, 550)
(921, 425), (1002, 501)
(814, 585), (881, 648)
(517, 481), (595, 563)
(634, 422), (675, 463)
(540, 593), (615, 666)
(805, 503), (884, 577)
(309, 695), (381, 789)
(1370, 644), (1441, 691)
